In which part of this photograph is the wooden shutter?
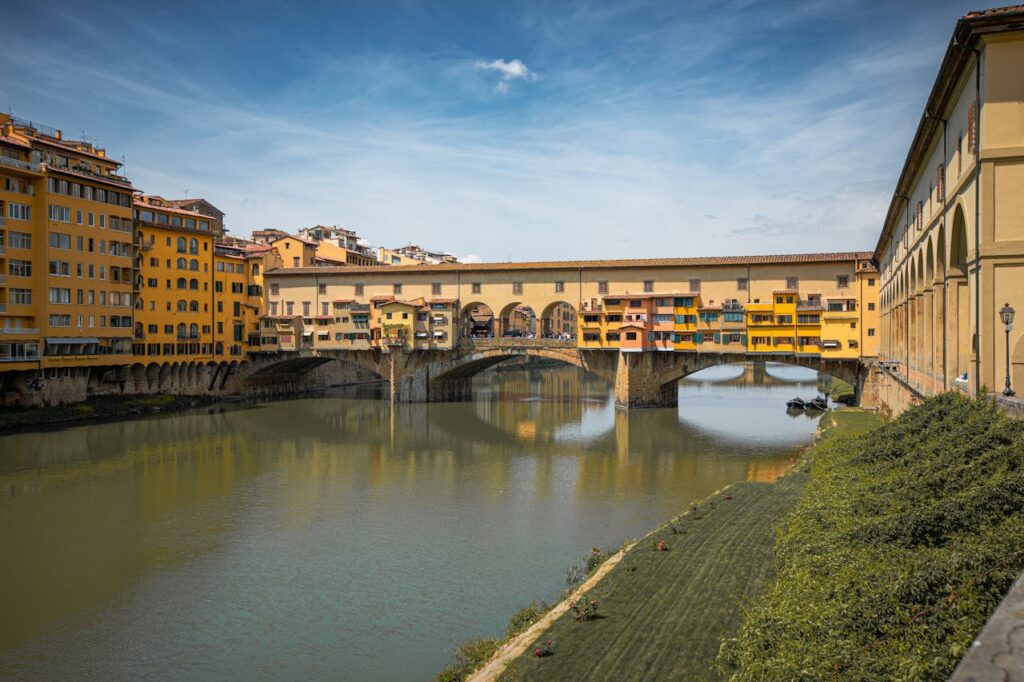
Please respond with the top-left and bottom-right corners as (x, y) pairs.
(967, 100), (978, 155)
(936, 163), (945, 203)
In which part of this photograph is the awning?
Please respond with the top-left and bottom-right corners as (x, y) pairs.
(433, 331), (445, 337)
(302, 331), (313, 337)
(45, 337), (99, 344)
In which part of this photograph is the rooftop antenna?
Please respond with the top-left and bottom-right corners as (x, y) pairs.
(184, 188), (191, 198)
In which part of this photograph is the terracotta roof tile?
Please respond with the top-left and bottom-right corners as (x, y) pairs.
(267, 251), (874, 276)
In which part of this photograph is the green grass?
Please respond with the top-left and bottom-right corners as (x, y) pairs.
(719, 394), (1024, 680)
(503, 475), (808, 681)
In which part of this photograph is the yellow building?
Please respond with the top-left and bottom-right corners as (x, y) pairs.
(132, 195), (220, 361)
(0, 114), (135, 399)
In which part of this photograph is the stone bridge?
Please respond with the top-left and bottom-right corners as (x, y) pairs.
(243, 339), (864, 408)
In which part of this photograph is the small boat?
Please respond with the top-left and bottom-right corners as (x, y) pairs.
(786, 398), (806, 409)
(806, 396), (828, 411)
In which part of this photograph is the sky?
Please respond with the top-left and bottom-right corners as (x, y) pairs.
(0, 0), (985, 262)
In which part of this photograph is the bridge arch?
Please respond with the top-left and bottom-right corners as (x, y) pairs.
(540, 300), (578, 339)
(459, 301), (495, 339)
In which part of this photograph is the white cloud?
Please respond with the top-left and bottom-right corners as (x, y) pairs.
(461, 254), (483, 264)
(474, 58), (536, 93)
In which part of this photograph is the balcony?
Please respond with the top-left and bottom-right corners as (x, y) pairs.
(0, 155), (42, 174)
(138, 237), (154, 251)
(797, 300), (823, 310)
(0, 326), (39, 334)
(0, 274), (6, 285)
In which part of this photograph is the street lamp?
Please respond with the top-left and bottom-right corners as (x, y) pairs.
(1000, 302), (1015, 397)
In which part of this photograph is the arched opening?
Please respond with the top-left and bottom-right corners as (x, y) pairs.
(460, 302), (494, 339)
(540, 301), (578, 340)
(189, 300), (199, 312)
(924, 240), (935, 391)
(498, 302), (538, 338)
(949, 206), (970, 384)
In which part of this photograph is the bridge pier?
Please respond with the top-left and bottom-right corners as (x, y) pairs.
(613, 352), (679, 409)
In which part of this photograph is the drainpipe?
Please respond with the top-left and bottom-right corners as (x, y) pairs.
(955, 37), (983, 395)
(971, 48), (982, 397)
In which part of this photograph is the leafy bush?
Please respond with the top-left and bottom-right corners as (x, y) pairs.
(719, 394), (1024, 681)
(434, 637), (501, 682)
(506, 601), (549, 639)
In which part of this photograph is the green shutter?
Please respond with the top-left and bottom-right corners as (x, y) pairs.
(740, 334), (747, 346)
(694, 332), (703, 344)
(714, 333), (721, 344)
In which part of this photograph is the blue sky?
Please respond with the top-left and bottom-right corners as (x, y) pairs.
(1, 0), (981, 261)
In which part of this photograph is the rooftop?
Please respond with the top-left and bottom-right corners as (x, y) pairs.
(266, 251), (874, 276)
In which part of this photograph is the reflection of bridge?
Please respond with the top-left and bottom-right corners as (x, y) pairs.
(244, 339), (862, 408)
(681, 361), (817, 387)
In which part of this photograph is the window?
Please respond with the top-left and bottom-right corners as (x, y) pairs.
(10, 288), (32, 305)
(554, 281), (564, 293)
(867, 328), (876, 337)
(189, 259), (198, 271)
(9, 260), (32, 277)
(625, 332), (637, 340)
(177, 278), (187, 289)
(48, 204), (71, 222)
(177, 300), (188, 312)
(643, 280), (654, 293)
(189, 279), (198, 290)
(512, 281), (523, 295)
(432, 283), (442, 295)
(393, 283), (403, 295)
(354, 283), (364, 297)
(322, 302), (330, 316)
(786, 276), (798, 289)
(49, 232), (72, 249)
(868, 302), (875, 311)
(471, 282), (481, 294)
(176, 237), (187, 253)
(48, 288), (71, 304)
(595, 280), (608, 295)
(837, 275), (849, 288)
(48, 260), (70, 276)
(688, 278), (701, 292)
(189, 238), (198, 254)
(867, 278), (875, 286)
(736, 277), (749, 291)
(9, 231), (32, 249)
(292, 257), (300, 267)
(8, 202), (31, 221)
(302, 302), (311, 316)
(49, 314), (72, 327)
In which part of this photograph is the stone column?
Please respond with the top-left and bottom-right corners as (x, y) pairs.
(923, 287), (934, 393)
(613, 351), (677, 409)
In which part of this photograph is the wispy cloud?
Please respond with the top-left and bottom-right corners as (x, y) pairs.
(474, 58), (537, 93)
(0, 0), (967, 261)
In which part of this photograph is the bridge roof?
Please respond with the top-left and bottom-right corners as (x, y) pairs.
(266, 251), (874, 276)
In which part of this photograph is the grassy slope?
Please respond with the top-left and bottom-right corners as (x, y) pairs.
(503, 408), (882, 682)
(720, 395), (1024, 680)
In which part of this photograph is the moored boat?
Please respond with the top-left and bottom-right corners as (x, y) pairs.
(786, 398), (806, 409)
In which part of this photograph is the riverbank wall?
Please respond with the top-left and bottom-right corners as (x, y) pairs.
(0, 359), (380, 409)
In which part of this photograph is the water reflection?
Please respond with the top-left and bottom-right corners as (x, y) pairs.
(0, 363), (822, 681)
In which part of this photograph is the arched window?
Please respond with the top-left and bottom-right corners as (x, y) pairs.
(252, 264), (260, 276)
(176, 237), (186, 253)
(176, 257), (187, 269)
(189, 278), (198, 290)
(176, 278), (187, 289)
(189, 323), (198, 338)
(189, 238), (198, 254)
(189, 300), (199, 312)
(177, 300), (187, 312)
(177, 322), (187, 338)
(189, 259), (199, 271)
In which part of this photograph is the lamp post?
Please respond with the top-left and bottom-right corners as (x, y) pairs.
(1000, 303), (1015, 397)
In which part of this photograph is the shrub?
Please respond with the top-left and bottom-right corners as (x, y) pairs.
(434, 637), (501, 682)
(718, 394), (1024, 681)
(506, 601), (549, 639)
(569, 593), (600, 622)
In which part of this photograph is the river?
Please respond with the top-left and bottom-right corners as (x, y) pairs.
(0, 363), (825, 681)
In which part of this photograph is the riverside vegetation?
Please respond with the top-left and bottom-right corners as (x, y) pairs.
(719, 393), (1024, 680)
(440, 394), (1024, 680)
